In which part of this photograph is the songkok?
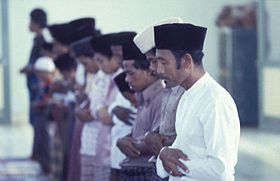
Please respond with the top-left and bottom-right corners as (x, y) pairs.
(134, 17), (183, 53)
(154, 23), (207, 51)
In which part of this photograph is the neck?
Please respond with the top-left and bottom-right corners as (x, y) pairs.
(142, 76), (157, 91)
(35, 29), (43, 36)
(180, 65), (205, 90)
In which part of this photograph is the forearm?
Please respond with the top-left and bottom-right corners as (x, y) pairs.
(178, 157), (229, 181)
(133, 140), (153, 155)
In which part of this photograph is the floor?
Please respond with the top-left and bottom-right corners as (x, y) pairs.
(0, 124), (280, 181)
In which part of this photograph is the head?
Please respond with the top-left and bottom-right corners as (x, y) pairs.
(36, 70), (54, 83)
(54, 54), (77, 81)
(70, 38), (97, 73)
(34, 57), (55, 82)
(111, 45), (123, 66)
(94, 52), (119, 74)
(29, 8), (47, 33)
(122, 58), (156, 92)
(154, 23), (207, 88)
(80, 56), (99, 74)
(145, 48), (159, 77)
(156, 49), (204, 88)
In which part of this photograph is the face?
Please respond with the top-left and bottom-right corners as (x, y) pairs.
(61, 69), (76, 81)
(36, 70), (54, 82)
(111, 45), (123, 67)
(29, 20), (40, 33)
(53, 40), (69, 58)
(156, 49), (184, 88)
(94, 53), (119, 74)
(145, 51), (158, 77)
(122, 60), (152, 92)
(80, 56), (99, 74)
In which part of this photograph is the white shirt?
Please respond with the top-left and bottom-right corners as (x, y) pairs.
(109, 92), (136, 169)
(75, 62), (86, 86)
(80, 70), (110, 156)
(156, 73), (240, 181)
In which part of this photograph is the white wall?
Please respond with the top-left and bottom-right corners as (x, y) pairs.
(8, 0), (252, 123)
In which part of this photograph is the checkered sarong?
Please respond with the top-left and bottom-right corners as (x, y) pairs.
(121, 166), (153, 181)
(81, 155), (111, 181)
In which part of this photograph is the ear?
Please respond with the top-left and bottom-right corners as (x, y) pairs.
(180, 53), (192, 69)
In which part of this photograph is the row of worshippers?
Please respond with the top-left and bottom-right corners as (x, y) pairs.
(22, 8), (240, 181)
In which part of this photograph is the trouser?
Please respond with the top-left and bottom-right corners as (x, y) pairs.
(110, 168), (124, 181)
(33, 108), (50, 173)
(121, 166), (153, 181)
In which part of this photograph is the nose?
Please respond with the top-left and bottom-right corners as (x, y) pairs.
(125, 74), (131, 83)
(156, 63), (164, 76)
(150, 63), (157, 72)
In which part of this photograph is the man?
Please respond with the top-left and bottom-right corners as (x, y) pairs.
(117, 41), (165, 180)
(133, 17), (185, 181)
(20, 8), (47, 127)
(154, 23), (240, 181)
(79, 34), (122, 181)
(101, 32), (139, 181)
(32, 56), (56, 174)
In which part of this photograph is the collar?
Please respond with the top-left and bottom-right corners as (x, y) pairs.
(141, 80), (164, 103)
(184, 72), (209, 96)
(111, 68), (123, 80)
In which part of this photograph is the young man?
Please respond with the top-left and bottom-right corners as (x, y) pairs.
(110, 72), (137, 181)
(20, 8), (47, 126)
(50, 53), (77, 181)
(133, 17), (185, 181)
(154, 23), (240, 181)
(79, 34), (121, 181)
(67, 36), (97, 181)
(117, 41), (165, 180)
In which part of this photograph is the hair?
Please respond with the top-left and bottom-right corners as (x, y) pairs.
(171, 49), (204, 68)
(70, 43), (94, 58)
(99, 50), (113, 60)
(54, 54), (77, 72)
(30, 8), (47, 28)
(132, 58), (150, 71)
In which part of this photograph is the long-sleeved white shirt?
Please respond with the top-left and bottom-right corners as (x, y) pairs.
(109, 92), (136, 169)
(156, 73), (240, 181)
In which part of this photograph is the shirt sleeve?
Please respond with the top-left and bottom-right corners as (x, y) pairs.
(178, 98), (240, 181)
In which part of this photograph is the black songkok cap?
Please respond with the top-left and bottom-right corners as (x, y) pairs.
(90, 34), (112, 57)
(48, 23), (74, 45)
(70, 37), (94, 57)
(122, 41), (146, 60)
(154, 23), (207, 51)
(108, 32), (137, 46)
(69, 18), (96, 43)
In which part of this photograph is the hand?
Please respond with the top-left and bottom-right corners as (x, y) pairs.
(117, 136), (141, 158)
(50, 81), (68, 93)
(112, 106), (135, 125)
(144, 131), (168, 155)
(75, 108), (93, 122)
(159, 147), (189, 177)
(97, 107), (113, 125)
(75, 91), (88, 104)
